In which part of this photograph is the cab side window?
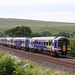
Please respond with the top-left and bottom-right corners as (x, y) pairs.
(58, 40), (61, 48)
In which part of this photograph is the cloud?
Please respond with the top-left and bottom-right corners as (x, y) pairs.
(0, 0), (75, 6)
(0, 0), (75, 22)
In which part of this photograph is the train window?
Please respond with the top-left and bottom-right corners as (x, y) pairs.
(33, 42), (35, 45)
(46, 42), (48, 46)
(35, 42), (36, 45)
(7, 40), (10, 43)
(11, 39), (13, 43)
(41, 42), (43, 45)
(36, 42), (37, 45)
(49, 42), (51, 46)
(63, 41), (66, 45)
(29, 41), (30, 44)
(36, 42), (38, 45)
(67, 40), (69, 45)
(20, 41), (24, 43)
(15, 41), (17, 43)
(44, 42), (45, 46)
(34, 42), (36, 45)
(58, 40), (61, 48)
(55, 42), (57, 46)
(39, 42), (41, 45)
(38, 42), (39, 45)
(67, 40), (70, 48)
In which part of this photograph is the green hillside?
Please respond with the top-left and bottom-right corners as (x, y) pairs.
(0, 18), (75, 35)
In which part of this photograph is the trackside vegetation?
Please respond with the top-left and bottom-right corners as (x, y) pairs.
(69, 36), (75, 57)
(0, 51), (70, 75)
(1, 26), (75, 37)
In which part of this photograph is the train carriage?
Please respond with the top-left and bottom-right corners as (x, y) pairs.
(31, 37), (54, 50)
(0, 36), (71, 57)
(31, 36), (71, 57)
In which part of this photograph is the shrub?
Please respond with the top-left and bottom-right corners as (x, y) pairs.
(12, 66), (25, 75)
(0, 51), (70, 75)
(0, 55), (15, 75)
(0, 51), (5, 58)
(69, 37), (75, 57)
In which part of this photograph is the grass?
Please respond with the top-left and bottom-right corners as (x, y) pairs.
(0, 51), (70, 75)
(29, 25), (75, 35)
(0, 18), (75, 34)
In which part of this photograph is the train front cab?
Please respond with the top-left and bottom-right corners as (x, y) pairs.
(57, 38), (71, 57)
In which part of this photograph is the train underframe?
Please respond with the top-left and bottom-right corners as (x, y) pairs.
(1, 44), (69, 57)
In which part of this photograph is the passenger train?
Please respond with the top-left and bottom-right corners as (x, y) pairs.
(0, 36), (71, 57)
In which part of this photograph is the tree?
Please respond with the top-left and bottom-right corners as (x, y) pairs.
(0, 32), (3, 37)
(71, 32), (75, 36)
(31, 33), (41, 37)
(4, 26), (32, 37)
(41, 31), (51, 37)
(58, 32), (70, 37)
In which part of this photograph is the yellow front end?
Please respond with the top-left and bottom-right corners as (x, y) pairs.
(57, 38), (71, 56)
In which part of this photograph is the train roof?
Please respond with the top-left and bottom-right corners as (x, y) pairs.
(0, 37), (13, 39)
(0, 36), (68, 40)
(55, 36), (68, 40)
(14, 37), (26, 39)
(32, 37), (55, 40)
(32, 36), (67, 40)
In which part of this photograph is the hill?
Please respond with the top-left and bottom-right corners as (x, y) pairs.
(0, 18), (75, 35)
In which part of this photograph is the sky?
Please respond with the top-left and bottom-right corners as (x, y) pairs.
(0, 0), (75, 23)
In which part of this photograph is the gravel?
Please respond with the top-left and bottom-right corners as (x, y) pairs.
(0, 48), (75, 75)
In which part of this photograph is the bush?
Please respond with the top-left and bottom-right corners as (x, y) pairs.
(0, 51), (70, 75)
(12, 66), (25, 75)
(0, 51), (5, 58)
(0, 55), (15, 75)
(69, 37), (75, 57)
(41, 31), (51, 37)
(58, 32), (70, 37)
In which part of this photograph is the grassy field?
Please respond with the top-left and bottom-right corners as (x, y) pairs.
(0, 18), (75, 35)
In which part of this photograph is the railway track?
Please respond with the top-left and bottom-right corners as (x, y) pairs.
(0, 45), (75, 68)
(0, 45), (75, 74)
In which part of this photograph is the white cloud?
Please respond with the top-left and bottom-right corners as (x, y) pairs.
(0, 0), (75, 22)
(0, 0), (75, 6)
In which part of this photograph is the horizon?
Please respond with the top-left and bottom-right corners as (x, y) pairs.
(0, 17), (75, 23)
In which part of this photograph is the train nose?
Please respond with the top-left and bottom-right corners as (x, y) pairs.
(61, 51), (67, 55)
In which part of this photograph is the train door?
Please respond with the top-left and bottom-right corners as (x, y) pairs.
(54, 40), (57, 51)
(25, 39), (29, 48)
(52, 40), (54, 51)
(61, 39), (67, 55)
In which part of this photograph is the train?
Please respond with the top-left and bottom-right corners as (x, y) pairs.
(0, 36), (71, 57)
